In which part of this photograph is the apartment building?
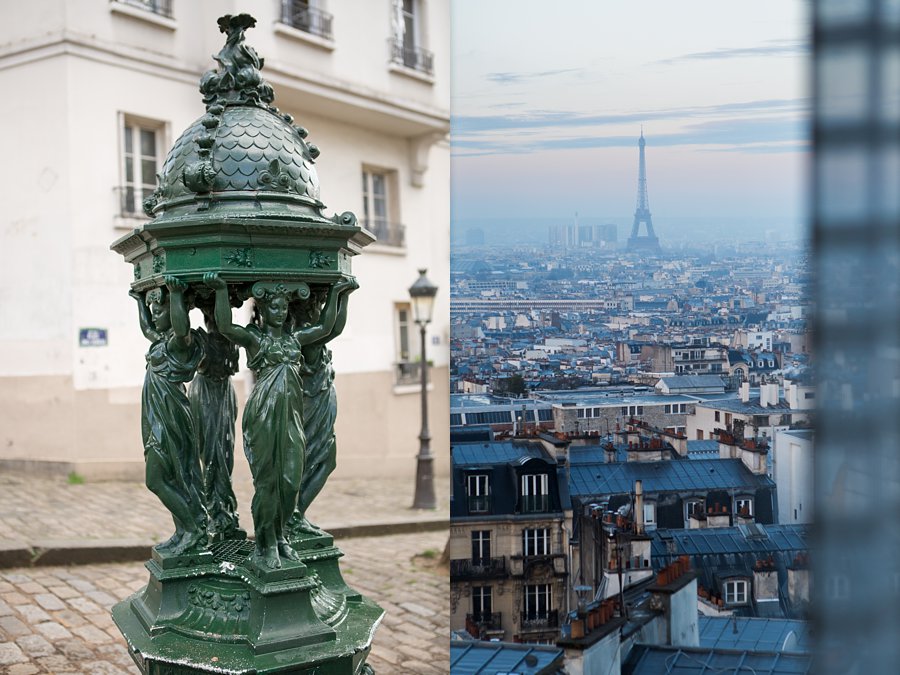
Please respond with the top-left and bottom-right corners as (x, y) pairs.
(0, 0), (450, 481)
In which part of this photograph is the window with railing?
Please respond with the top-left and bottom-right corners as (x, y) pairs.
(280, 0), (333, 40)
(472, 585), (492, 621)
(467, 474), (490, 513)
(522, 585), (554, 627)
(389, 0), (434, 75)
(119, 117), (163, 218)
(362, 168), (405, 247)
(115, 0), (173, 18)
(520, 473), (549, 513)
(471, 530), (491, 564)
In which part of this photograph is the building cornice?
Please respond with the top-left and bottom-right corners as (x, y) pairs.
(0, 31), (450, 137)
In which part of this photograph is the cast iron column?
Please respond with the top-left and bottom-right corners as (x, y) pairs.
(413, 320), (436, 509)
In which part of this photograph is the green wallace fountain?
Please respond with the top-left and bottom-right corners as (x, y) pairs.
(110, 14), (381, 675)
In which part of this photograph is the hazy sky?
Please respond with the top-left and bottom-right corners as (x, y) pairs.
(450, 0), (809, 230)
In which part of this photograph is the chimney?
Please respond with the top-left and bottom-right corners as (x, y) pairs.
(739, 381), (750, 403)
(759, 382), (769, 408)
(635, 480), (644, 535)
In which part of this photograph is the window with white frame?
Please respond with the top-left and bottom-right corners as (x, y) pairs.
(362, 168), (403, 246)
(115, 0), (173, 18)
(520, 473), (549, 513)
(522, 528), (549, 557)
(724, 579), (748, 605)
(643, 502), (656, 526)
(524, 584), (551, 619)
(467, 474), (490, 513)
(685, 499), (704, 520)
(393, 303), (417, 384)
(472, 585), (492, 620)
(121, 117), (164, 217)
(736, 498), (754, 517)
(390, 0), (433, 74)
(471, 530), (491, 564)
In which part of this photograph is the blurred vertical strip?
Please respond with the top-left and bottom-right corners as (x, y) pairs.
(813, 0), (900, 672)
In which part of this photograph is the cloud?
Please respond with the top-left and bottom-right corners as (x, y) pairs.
(451, 98), (808, 136)
(451, 116), (808, 156)
(485, 68), (582, 84)
(654, 39), (808, 65)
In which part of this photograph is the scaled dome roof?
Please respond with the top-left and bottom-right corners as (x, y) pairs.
(145, 14), (323, 218)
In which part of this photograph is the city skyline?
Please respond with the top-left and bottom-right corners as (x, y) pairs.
(451, 0), (809, 235)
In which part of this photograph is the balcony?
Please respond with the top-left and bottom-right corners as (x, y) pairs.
(520, 609), (559, 630)
(366, 220), (406, 248)
(467, 495), (491, 514)
(519, 494), (549, 514)
(388, 39), (434, 76)
(450, 557), (506, 580)
(280, 2), (334, 41)
(115, 0), (173, 18)
(466, 612), (503, 639)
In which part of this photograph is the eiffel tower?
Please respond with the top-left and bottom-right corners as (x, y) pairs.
(627, 128), (661, 252)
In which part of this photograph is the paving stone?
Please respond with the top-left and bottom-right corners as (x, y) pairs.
(16, 583), (45, 596)
(34, 593), (66, 612)
(0, 616), (31, 638)
(0, 641), (27, 665)
(0, 599), (13, 616)
(66, 598), (102, 614)
(15, 604), (51, 624)
(398, 601), (436, 617)
(15, 634), (55, 657)
(6, 663), (41, 675)
(1, 592), (28, 605)
(50, 609), (89, 628)
(34, 621), (73, 641)
(72, 624), (113, 644)
(81, 660), (131, 674)
(85, 591), (117, 607)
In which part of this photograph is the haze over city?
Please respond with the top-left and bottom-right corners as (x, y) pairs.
(450, 0), (809, 243)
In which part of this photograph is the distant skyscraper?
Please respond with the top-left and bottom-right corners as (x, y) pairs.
(627, 129), (660, 252)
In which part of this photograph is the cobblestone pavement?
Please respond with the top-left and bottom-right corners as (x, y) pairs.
(0, 473), (448, 546)
(0, 530), (449, 674)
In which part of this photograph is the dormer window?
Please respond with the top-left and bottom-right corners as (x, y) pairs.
(736, 497), (754, 517)
(520, 473), (549, 513)
(724, 579), (749, 605)
(467, 474), (490, 513)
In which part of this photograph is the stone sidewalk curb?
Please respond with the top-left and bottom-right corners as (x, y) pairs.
(0, 519), (449, 569)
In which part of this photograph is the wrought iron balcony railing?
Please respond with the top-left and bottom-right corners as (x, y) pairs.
(388, 39), (434, 75)
(520, 494), (549, 514)
(117, 0), (173, 18)
(520, 609), (559, 630)
(450, 557), (506, 580)
(280, 1), (334, 40)
(365, 220), (406, 248)
(467, 495), (491, 514)
(466, 612), (502, 631)
(115, 186), (151, 219)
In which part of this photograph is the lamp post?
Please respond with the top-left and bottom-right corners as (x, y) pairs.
(410, 268), (438, 509)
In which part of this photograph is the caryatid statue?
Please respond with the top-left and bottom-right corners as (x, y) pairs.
(205, 273), (357, 569)
(131, 276), (207, 556)
(190, 293), (243, 541)
(287, 286), (352, 536)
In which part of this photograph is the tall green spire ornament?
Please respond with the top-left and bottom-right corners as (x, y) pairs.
(111, 14), (380, 675)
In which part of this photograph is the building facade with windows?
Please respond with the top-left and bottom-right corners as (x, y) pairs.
(0, 0), (450, 481)
(450, 440), (570, 643)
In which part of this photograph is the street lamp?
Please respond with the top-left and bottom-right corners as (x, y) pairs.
(409, 268), (438, 509)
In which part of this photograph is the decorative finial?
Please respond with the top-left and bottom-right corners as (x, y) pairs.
(199, 14), (274, 110)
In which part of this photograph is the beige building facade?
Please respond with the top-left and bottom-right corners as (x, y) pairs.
(0, 0), (450, 482)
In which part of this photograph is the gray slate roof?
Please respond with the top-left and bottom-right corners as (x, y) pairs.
(452, 441), (547, 467)
(651, 524), (808, 557)
(569, 458), (773, 498)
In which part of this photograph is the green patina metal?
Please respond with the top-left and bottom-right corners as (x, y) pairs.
(111, 14), (379, 674)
